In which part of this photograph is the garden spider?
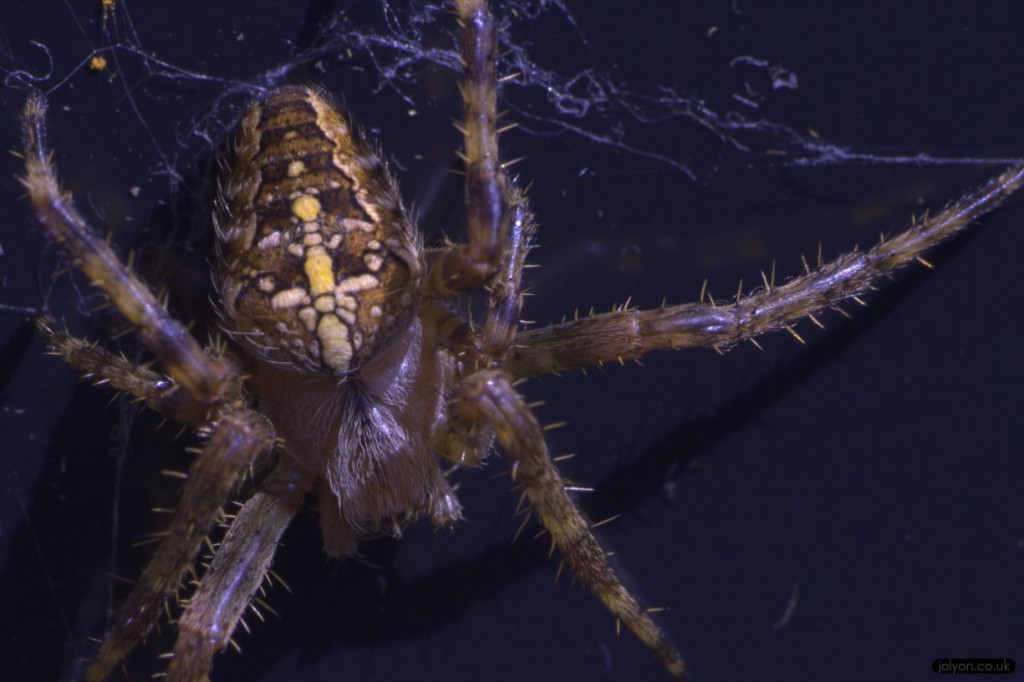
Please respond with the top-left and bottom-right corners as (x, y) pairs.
(12, 1), (1024, 679)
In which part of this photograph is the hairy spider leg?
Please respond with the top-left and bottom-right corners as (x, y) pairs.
(85, 409), (275, 682)
(448, 370), (689, 680)
(424, 0), (689, 676)
(167, 464), (313, 681)
(425, 0), (511, 296)
(21, 92), (232, 409)
(36, 320), (219, 426)
(480, 188), (536, 362)
(506, 165), (1024, 378)
(422, 186), (536, 367)
(20, 92), (280, 681)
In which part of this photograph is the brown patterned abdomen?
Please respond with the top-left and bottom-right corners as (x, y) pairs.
(217, 86), (422, 376)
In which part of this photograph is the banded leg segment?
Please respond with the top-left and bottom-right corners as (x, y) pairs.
(426, 0), (509, 295)
(37, 319), (227, 426)
(507, 165), (1024, 378)
(449, 370), (688, 681)
(166, 463), (312, 682)
(480, 188), (536, 363)
(20, 92), (231, 406)
(85, 410), (276, 682)
(421, 189), (537, 367)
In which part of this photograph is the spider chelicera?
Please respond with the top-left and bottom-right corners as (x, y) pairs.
(15, 1), (1024, 680)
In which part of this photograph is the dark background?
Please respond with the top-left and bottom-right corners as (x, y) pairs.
(1, 2), (1022, 681)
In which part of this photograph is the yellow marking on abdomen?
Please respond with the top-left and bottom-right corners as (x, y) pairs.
(291, 194), (321, 222)
(317, 314), (352, 372)
(304, 246), (335, 296)
(287, 160), (306, 177)
(314, 294), (336, 312)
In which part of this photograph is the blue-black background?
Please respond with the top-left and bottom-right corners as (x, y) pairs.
(1, 2), (1022, 681)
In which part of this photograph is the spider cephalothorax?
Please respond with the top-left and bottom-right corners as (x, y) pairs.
(17, 0), (1024, 680)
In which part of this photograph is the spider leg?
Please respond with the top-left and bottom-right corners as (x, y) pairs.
(20, 92), (231, 407)
(425, 0), (510, 295)
(421, 188), (536, 367)
(85, 409), (276, 682)
(165, 462), (312, 682)
(506, 165), (1024, 378)
(448, 369), (688, 681)
(480, 187), (536, 362)
(36, 318), (231, 426)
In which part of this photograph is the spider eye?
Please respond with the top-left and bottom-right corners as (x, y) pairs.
(217, 86), (422, 376)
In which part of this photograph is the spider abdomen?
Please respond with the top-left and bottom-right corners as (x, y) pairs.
(217, 86), (423, 376)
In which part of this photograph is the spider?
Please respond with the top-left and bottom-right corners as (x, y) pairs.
(13, 0), (1024, 680)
